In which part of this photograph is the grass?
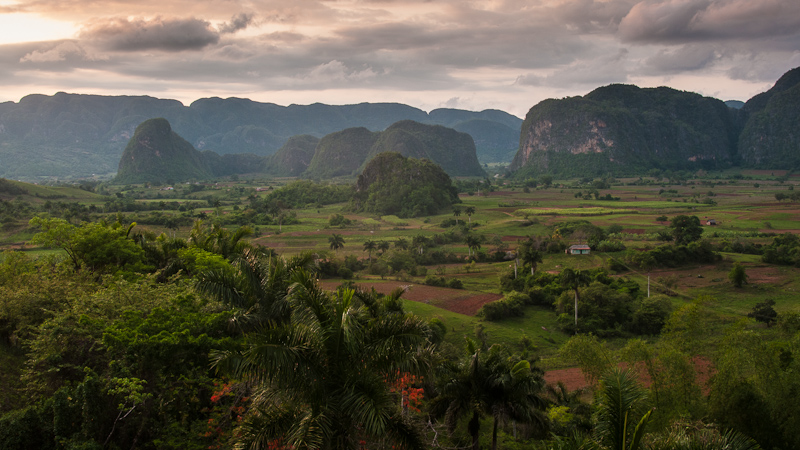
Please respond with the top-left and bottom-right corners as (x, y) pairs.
(515, 207), (638, 216)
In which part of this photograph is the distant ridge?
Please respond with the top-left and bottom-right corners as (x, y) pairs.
(0, 94), (521, 179)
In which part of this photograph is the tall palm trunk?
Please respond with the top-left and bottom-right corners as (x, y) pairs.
(492, 416), (499, 450)
(469, 411), (481, 450)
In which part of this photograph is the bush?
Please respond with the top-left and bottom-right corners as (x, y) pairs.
(447, 279), (464, 289)
(596, 240), (626, 252)
(480, 292), (526, 321)
(526, 287), (554, 308)
(778, 312), (800, 333)
(629, 295), (673, 335)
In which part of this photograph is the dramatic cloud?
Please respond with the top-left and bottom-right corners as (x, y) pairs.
(219, 13), (255, 34)
(619, 0), (800, 43)
(0, 0), (798, 116)
(20, 41), (87, 63)
(79, 17), (219, 51)
(643, 44), (718, 73)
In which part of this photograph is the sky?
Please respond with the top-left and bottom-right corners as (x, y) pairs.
(1, 0), (799, 118)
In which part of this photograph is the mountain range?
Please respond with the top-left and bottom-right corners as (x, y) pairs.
(3, 66), (800, 181)
(0, 95), (519, 180)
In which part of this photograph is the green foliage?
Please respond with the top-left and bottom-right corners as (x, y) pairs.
(266, 180), (353, 208)
(559, 334), (613, 388)
(213, 276), (432, 450)
(747, 299), (777, 326)
(28, 217), (146, 274)
(480, 291), (528, 321)
(429, 340), (546, 450)
(708, 323), (800, 449)
(594, 368), (653, 450)
(761, 232), (800, 266)
(115, 118), (215, 184)
(669, 215), (703, 245)
(728, 262), (748, 287)
(352, 152), (460, 218)
(629, 295), (673, 335)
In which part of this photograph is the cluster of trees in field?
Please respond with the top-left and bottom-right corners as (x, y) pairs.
(493, 266), (672, 337)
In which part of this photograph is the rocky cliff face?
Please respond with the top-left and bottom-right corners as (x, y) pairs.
(510, 85), (739, 176)
(738, 67), (800, 168)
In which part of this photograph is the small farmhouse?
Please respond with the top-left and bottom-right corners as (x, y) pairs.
(567, 244), (591, 255)
(705, 219), (717, 226)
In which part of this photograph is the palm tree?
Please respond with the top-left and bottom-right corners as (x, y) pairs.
(412, 235), (428, 255)
(453, 207), (462, 218)
(519, 237), (543, 276)
(195, 248), (316, 326)
(394, 238), (409, 251)
(188, 219), (253, 260)
(560, 268), (591, 330)
(212, 276), (432, 450)
(464, 235), (482, 259)
(430, 340), (546, 450)
(363, 239), (377, 261)
(594, 368), (653, 450)
(328, 233), (345, 252)
(377, 240), (391, 255)
(465, 206), (476, 223)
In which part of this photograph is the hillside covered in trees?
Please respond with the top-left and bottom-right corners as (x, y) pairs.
(305, 120), (486, 179)
(510, 65), (800, 177)
(116, 118), (485, 184)
(351, 152), (461, 217)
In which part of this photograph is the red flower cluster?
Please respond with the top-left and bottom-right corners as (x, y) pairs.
(387, 372), (425, 413)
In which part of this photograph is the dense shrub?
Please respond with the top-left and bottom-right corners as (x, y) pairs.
(480, 291), (527, 321)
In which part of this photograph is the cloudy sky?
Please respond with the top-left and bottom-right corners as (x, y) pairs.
(1, 0), (799, 117)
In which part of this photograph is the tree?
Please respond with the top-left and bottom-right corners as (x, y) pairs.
(29, 217), (144, 273)
(195, 248), (317, 326)
(430, 340), (546, 450)
(729, 262), (748, 288)
(412, 235), (428, 255)
(464, 234), (482, 259)
(747, 299), (777, 326)
(518, 237), (543, 276)
(213, 277), (431, 450)
(453, 207), (462, 218)
(364, 239), (377, 261)
(560, 268), (591, 329)
(394, 238), (409, 251)
(377, 240), (391, 255)
(594, 368), (653, 450)
(465, 206), (476, 223)
(328, 233), (345, 252)
(669, 215), (703, 245)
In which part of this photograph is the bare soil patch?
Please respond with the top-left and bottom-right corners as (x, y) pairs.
(544, 357), (714, 393)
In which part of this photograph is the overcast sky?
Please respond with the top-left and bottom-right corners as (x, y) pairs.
(1, 0), (799, 117)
